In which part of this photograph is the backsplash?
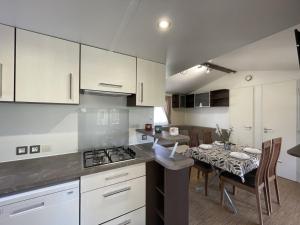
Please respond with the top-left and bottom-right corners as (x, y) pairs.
(0, 94), (154, 162)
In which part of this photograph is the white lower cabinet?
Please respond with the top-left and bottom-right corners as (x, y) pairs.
(81, 164), (146, 225)
(102, 207), (145, 225)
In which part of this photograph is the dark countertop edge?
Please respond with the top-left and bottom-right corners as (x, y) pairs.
(287, 144), (300, 158)
(0, 143), (193, 197)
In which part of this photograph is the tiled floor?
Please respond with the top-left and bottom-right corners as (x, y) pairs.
(189, 168), (300, 225)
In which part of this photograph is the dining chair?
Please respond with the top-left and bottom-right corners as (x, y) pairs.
(220, 140), (272, 225)
(266, 137), (282, 213)
(191, 130), (213, 196)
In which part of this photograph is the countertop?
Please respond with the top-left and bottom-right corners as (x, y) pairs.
(287, 144), (300, 158)
(136, 129), (190, 143)
(0, 143), (193, 197)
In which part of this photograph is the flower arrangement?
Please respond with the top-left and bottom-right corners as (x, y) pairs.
(215, 124), (233, 144)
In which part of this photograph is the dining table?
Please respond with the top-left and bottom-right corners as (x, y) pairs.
(184, 143), (261, 214)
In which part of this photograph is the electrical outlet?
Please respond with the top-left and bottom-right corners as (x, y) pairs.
(30, 145), (40, 154)
(16, 146), (28, 155)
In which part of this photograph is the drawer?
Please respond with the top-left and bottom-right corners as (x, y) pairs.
(81, 176), (145, 225)
(81, 163), (145, 193)
(102, 207), (145, 225)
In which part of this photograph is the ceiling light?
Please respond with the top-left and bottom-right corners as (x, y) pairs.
(206, 68), (211, 74)
(158, 18), (171, 31)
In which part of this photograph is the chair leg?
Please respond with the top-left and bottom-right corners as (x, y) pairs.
(255, 190), (264, 225)
(197, 169), (200, 180)
(189, 167), (192, 181)
(204, 172), (208, 196)
(220, 180), (225, 207)
(266, 180), (272, 213)
(263, 186), (270, 216)
(232, 185), (236, 195)
(274, 177), (281, 205)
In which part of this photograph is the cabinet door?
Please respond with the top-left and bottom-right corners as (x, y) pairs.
(81, 45), (136, 94)
(136, 59), (165, 106)
(16, 29), (79, 104)
(262, 80), (297, 181)
(229, 87), (254, 146)
(0, 24), (14, 102)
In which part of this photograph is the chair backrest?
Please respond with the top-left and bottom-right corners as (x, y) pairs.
(255, 140), (272, 186)
(203, 131), (213, 144)
(189, 129), (199, 147)
(269, 137), (282, 177)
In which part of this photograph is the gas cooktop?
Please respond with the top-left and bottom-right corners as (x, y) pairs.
(83, 146), (136, 168)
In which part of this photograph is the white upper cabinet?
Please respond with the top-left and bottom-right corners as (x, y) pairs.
(0, 24), (14, 102)
(81, 45), (136, 94)
(136, 59), (165, 106)
(16, 29), (80, 104)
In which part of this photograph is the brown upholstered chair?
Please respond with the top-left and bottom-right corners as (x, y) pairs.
(266, 137), (282, 213)
(191, 130), (214, 196)
(220, 140), (272, 225)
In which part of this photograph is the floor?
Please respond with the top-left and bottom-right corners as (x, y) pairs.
(189, 168), (300, 225)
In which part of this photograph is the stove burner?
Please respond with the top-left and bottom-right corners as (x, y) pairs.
(83, 146), (136, 168)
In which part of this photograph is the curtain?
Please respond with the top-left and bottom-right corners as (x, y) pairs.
(164, 96), (172, 124)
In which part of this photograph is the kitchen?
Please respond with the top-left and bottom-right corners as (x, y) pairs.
(1, 1), (300, 225)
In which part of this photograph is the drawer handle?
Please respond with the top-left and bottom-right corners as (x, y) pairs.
(10, 202), (45, 216)
(103, 186), (131, 198)
(117, 219), (131, 225)
(69, 73), (73, 100)
(105, 173), (129, 181)
(99, 83), (123, 88)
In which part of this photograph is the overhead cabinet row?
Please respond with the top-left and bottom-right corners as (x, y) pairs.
(0, 24), (165, 106)
(172, 89), (229, 108)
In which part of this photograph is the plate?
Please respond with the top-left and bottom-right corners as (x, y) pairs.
(230, 152), (250, 160)
(199, 144), (213, 150)
(214, 141), (223, 146)
(243, 147), (262, 154)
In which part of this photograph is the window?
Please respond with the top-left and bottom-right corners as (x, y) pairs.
(154, 107), (169, 125)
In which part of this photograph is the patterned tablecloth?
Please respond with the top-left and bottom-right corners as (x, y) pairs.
(185, 144), (261, 182)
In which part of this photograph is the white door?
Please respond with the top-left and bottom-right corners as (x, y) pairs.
(81, 45), (136, 94)
(0, 24), (14, 102)
(16, 29), (79, 104)
(136, 59), (165, 106)
(262, 80), (297, 181)
(229, 86), (254, 146)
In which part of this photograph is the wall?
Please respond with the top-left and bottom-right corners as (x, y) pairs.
(183, 70), (300, 129)
(0, 94), (154, 162)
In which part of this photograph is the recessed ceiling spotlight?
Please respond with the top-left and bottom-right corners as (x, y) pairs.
(158, 18), (171, 31)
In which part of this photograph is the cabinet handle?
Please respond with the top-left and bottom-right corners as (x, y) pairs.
(105, 172), (129, 181)
(103, 186), (131, 198)
(99, 83), (123, 88)
(0, 63), (2, 98)
(244, 126), (252, 129)
(10, 202), (45, 216)
(141, 82), (144, 103)
(69, 73), (73, 100)
(264, 128), (273, 133)
(117, 219), (131, 225)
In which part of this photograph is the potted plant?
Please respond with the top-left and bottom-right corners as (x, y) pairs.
(215, 124), (233, 150)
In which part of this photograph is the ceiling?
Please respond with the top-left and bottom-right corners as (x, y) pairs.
(166, 23), (300, 93)
(0, 0), (300, 76)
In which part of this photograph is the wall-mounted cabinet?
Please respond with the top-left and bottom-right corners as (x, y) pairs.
(185, 94), (195, 108)
(172, 94), (186, 108)
(195, 92), (210, 107)
(210, 89), (229, 107)
(127, 59), (165, 107)
(0, 24), (14, 102)
(172, 89), (229, 108)
(81, 45), (136, 94)
(16, 29), (80, 104)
